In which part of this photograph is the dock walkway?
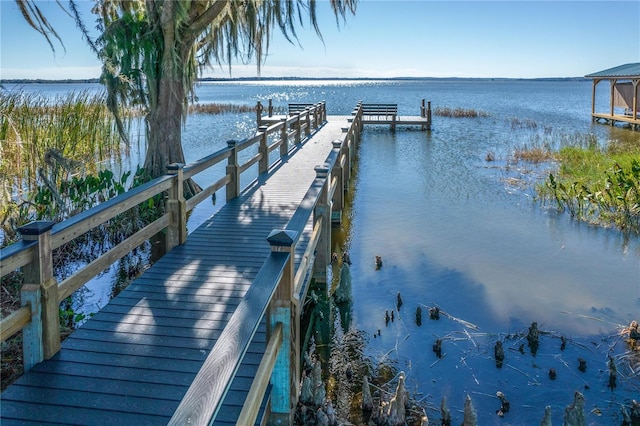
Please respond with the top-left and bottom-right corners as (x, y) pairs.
(0, 118), (349, 425)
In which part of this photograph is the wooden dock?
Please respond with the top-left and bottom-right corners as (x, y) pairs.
(0, 99), (426, 424)
(258, 99), (432, 131)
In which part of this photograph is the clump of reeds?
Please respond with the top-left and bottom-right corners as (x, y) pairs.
(189, 102), (288, 115)
(513, 144), (554, 164)
(0, 89), (127, 193)
(188, 103), (256, 114)
(510, 117), (538, 130)
(434, 106), (489, 118)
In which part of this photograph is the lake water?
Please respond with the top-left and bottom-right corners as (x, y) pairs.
(6, 79), (640, 424)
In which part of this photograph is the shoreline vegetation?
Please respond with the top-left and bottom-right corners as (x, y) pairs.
(1, 89), (638, 421)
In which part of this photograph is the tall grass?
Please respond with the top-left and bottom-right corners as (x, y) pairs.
(0, 89), (136, 245)
(434, 106), (489, 118)
(529, 131), (640, 233)
(1, 89), (126, 193)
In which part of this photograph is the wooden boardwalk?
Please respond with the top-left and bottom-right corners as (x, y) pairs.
(0, 118), (349, 425)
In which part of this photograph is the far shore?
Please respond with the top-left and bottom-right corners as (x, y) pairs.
(1, 76), (588, 85)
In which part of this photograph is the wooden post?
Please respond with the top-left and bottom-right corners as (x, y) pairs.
(18, 221), (60, 360)
(258, 125), (269, 174)
(20, 284), (42, 371)
(266, 229), (299, 425)
(610, 79), (617, 122)
(344, 135), (352, 186)
(226, 140), (240, 202)
(166, 163), (187, 251)
(313, 165), (331, 282)
(256, 101), (263, 126)
(280, 118), (289, 156)
(591, 79), (599, 119)
(427, 101), (432, 131)
(331, 140), (344, 213)
(633, 79), (639, 120)
(294, 116), (302, 145)
(304, 108), (311, 136)
(268, 98), (273, 117)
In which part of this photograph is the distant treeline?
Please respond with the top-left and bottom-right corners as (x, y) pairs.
(1, 76), (589, 85)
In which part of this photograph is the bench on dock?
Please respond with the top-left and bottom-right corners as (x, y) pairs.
(361, 103), (398, 120)
(288, 103), (315, 116)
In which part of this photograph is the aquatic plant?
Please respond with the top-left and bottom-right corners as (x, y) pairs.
(0, 89), (130, 194)
(188, 103), (260, 115)
(544, 160), (640, 233)
(434, 106), (489, 118)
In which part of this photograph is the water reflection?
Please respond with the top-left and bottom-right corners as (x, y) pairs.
(341, 126), (639, 423)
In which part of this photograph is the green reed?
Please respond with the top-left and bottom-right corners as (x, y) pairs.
(0, 89), (126, 193)
(529, 130), (640, 233)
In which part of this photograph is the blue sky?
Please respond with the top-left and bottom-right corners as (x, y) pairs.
(1, 1), (638, 80)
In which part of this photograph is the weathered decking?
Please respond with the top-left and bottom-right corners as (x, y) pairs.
(0, 118), (349, 425)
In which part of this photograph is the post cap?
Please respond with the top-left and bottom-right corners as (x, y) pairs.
(267, 229), (298, 246)
(18, 221), (55, 236)
(314, 165), (330, 177)
(167, 163), (185, 171)
(332, 140), (342, 148)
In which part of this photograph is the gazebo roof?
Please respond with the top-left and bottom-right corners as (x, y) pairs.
(585, 63), (640, 79)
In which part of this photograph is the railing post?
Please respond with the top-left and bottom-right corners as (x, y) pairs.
(18, 221), (60, 361)
(256, 101), (263, 126)
(226, 140), (240, 202)
(258, 125), (269, 174)
(313, 165), (331, 282)
(266, 229), (299, 425)
(294, 116), (302, 145)
(304, 108), (311, 136)
(331, 140), (345, 215)
(312, 104), (319, 129)
(166, 163), (187, 251)
(280, 118), (289, 156)
(321, 100), (327, 122)
(20, 284), (42, 371)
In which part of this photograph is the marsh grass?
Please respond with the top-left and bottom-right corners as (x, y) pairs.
(1, 89), (128, 196)
(434, 106), (489, 118)
(189, 102), (288, 115)
(515, 129), (640, 233)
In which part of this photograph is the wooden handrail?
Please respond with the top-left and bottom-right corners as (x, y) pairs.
(237, 322), (283, 425)
(0, 240), (36, 273)
(168, 251), (290, 426)
(57, 213), (171, 301)
(1, 98), (329, 348)
(0, 306), (31, 342)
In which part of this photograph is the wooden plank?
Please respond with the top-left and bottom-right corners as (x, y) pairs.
(168, 251), (289, 426)
(0, 400), (170, 425)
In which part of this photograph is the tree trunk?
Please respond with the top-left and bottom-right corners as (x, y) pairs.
(144, 27), (200, 198)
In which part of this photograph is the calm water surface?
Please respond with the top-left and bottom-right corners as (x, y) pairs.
(8, 80), (639, 423)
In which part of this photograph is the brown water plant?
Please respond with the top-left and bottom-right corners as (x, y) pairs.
(434, 106), (489, 118)
(188, 102), (285, 115)
(513, 143), (554, 164)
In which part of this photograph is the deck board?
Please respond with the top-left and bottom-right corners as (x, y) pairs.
(1, 117), (348, 425)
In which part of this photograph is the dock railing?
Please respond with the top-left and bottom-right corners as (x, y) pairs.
(168, 102), (364, 426)
(0, 101), (327, 373)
